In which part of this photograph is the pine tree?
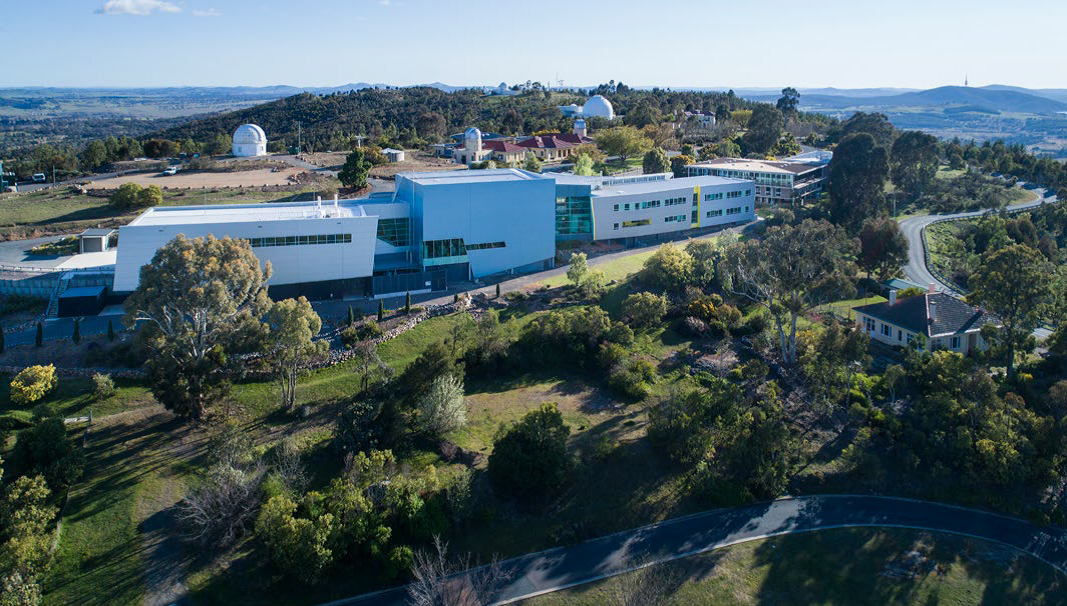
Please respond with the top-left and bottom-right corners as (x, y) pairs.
(108, 319), (116, 342)
(35, 322), (43, 347)
(72, 318), (81, 344)
(404, 291), (411, 314)
(377, 299), (384, 321)
(348, 305), (355, 326)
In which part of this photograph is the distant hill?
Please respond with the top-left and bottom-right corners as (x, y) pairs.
(981, 84), (1067, 105)
(742, 85), (1067, 115)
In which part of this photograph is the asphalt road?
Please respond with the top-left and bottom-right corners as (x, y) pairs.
(324, 494), (1067, 606)
(899, 183), (1055, 296)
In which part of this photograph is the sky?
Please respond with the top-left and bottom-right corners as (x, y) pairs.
(4, 0), (1066, 90)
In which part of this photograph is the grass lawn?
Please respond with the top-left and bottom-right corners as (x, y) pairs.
(0, 376), (155, 428)
(539, 249), (656, 288)
(525, 527), (1067, 605)
(814, 294), (888, 322)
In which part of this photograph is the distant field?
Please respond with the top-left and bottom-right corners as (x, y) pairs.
(85, 167), (306, 190)
(0, 185), (334, 239)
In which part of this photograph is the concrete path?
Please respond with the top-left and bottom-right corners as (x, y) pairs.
(325, 494), (1067, 606)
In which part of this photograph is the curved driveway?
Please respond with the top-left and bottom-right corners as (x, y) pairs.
(325, 494), (1067, 606)
(899, 184), (1055, 295)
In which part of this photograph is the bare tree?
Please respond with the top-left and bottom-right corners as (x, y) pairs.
(271, 440), (308, 495)
(407, 536), (511, 606)
(177, 460), (265, 547)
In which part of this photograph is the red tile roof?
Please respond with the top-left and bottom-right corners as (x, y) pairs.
(517, 135), (591, 150)
(483, 140), (526, 154)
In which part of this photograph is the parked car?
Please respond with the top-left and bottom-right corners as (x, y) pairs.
(162, 166), (179, 176)
(32, 173), (47, 183)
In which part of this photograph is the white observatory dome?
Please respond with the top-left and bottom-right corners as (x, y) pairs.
(463, 126), (482, 153)
(582, 95), (615, 119)
(232, 124), (267, 156)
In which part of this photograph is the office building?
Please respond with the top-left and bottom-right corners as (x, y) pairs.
(687, 157), (829, 205)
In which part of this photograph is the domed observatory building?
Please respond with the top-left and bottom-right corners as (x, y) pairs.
(232, 124), (268, 157)
(559, 95), (616, 120)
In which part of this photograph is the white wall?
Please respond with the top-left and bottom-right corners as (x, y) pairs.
(113, 215), (378, 292)
(591, 180), (754, 241)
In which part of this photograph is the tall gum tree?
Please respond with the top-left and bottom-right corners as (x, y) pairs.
(124, 235), (272, 419)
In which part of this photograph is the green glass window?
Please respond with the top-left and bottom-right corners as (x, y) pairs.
(376, 218), (411, 247)
(555, 196), (592, 236)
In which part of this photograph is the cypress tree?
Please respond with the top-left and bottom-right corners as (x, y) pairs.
(72, 318), (81, 344)
(496, 283), (501, 298)
(404, 291), (411, 314)
(108, 319), (116, 342)
(347, 305), (355, 326)
(377, 299), (384, 321)
(0, 327), (5, 354)
(35, 322), (43, 348)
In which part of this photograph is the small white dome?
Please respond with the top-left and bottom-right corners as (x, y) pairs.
(574, 118), (586, 128)
(498, 82), (508, 90)
(464, 127), (482, 140)
(582, 95), (615, 119)
(233, 123), (267, 145)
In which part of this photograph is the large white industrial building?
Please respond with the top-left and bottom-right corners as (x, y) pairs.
(232, 124), (268, 157)
(112, 168), (754, 299)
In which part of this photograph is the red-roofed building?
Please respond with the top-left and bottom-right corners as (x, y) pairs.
(516, 133), (593, 162)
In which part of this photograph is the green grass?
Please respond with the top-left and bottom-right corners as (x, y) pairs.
(526, 527), (1067, 605)
(0, 376), (155, 428)
(540, 249), (656, 288)
(814, 294), (889, 322)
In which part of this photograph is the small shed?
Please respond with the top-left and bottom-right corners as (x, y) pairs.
(79, 228), (116, 254)
(58, 285), (108, 317)
(381, 148), (406, 163)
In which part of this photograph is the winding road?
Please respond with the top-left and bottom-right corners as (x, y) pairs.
(326, 494), (1067, 606)
(898, 183), (1056, 296)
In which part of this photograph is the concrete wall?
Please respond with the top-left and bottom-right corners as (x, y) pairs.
(113, 215), (379, 292)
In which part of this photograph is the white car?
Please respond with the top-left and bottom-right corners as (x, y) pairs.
(162, 166), (179, 176)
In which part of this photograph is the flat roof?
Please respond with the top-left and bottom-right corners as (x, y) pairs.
(688, 158), (822, 175)
(79, 228), (116, 237)
(592, 175), (750, 197)
(399, 168), (546, 186)
(60, 285), (107, 298)
(127, 200), (366, 226)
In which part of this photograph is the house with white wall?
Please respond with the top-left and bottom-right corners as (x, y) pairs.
(853, 290), (998, 355)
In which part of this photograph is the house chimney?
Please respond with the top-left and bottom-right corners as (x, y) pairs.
(929, 300), (937, 322)
(928, 283), (937, 294)
(889, 290), (897, 306)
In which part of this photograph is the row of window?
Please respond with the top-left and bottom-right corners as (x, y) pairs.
(704, 192), (723, 201)
(665, 196), (687, 206)
(247, 233), (352, 248)
(664, 215), (687, 223)
(864, 317), (962, 350)
(725, 207), (743, 215)
(726, 190), (743, 199)
(423, 238), (467, 259)
(466, 241), (506, 251)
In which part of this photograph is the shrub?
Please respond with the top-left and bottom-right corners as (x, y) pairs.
(418, 374), (466, 439)
(608, 357), (657, 400)
(10, 365), (58, 406)
(92, 373), (116, 401)
(681, 316), (708, 336)
(488, 403), (570, 499)
(621, 292), (669, 328)
(12, 416), (85, 490)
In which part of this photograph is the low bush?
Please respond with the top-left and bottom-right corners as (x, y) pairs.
(10, 365), (58, 406)
(92, 373), (116, 401)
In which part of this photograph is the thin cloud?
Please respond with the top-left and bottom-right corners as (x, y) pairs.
(97, 0), (182, 15)
(192, 8), (222, 17)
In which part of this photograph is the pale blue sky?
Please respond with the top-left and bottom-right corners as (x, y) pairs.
(5, 0), (1065, 89)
